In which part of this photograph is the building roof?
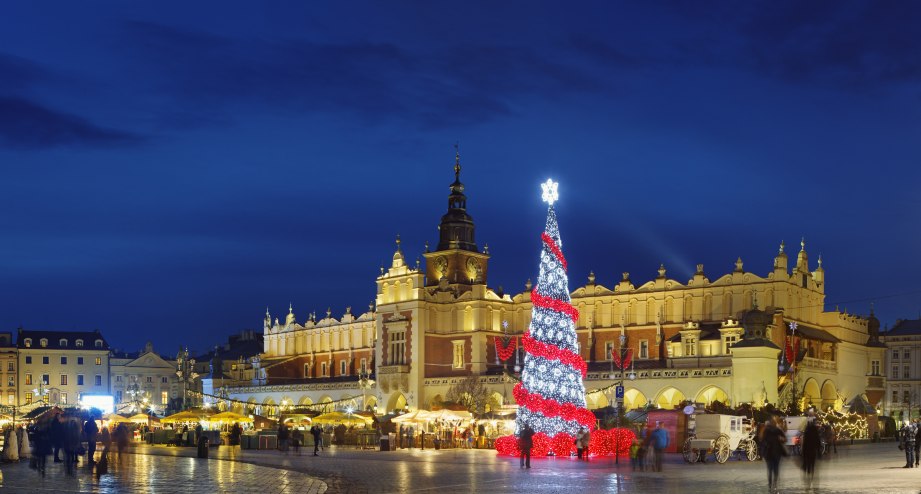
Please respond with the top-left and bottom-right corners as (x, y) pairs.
(885, 319), (921, 336)
(17, 329), (109, 350)
(787, 324), (840, 343)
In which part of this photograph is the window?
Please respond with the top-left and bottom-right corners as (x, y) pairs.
(42, 356), (49, 365)
(7, 361), (13, 371)
(60, 356), (67, 365)
(684, 337), (697, 356)
(905, 366), (911, 379)
(605, 342), (615, 361)
(452, 340), (465, 369)
(60, 393), (67, 405)
(871, 360), (880, 376)
(59, 339), (68, 347)
(161, 391), (168, 405)
(360, 358), (367, 374)
(724, 336), (738, 354)
(388, 329), (406, 365)
(95, 340), (103, 348)
(77, 357), (84, 365)
(894, 349), (901, 359)
(904, 390), (911, 403)
(905, 349), (912, 360)
(640, 340), (649, 359)
(321, 362), (328, 377)
(24, 339), (32, 348)
(25, 356), (31, 364)
(76, 339), (84, 347)
(115, 375), (122, 382)
(25, 393), (32, 405)
(6, 377), (13, 387)
(77, 375), (84, 386)
(25, 374), (32, 386)
(146, 376), (153, 383)
(40, 338), (47, 347)
(7, 393), (12, 405)
(340, 360), (347, 376)
(41, 374), (49, 385)
(304, 363), (311, 377)
(115, 391), (122, 403)
(161, 377), (168, 384)
(94, 375), (102, 386)
(893, 365), (899, 378)
(95, 357), (101, 365)
(894, 390), (899, 403)
(60, 374), (68, 386)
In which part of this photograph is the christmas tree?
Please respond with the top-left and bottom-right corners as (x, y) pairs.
(515, 179), (594, 438)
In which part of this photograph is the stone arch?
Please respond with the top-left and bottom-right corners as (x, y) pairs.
(363, 395), (378, 411)
(801, 378), (821, 409)
(695, 385), (730, 407)
(318, 395), (334, 413)
(624, 389), (647, 411)
(231, 401), (244, 414)
(485, 392), (504, 412)
(387, 392), (407, 413)
(820, 380), (838, 411)
(246, 397), (257, 415)
(262, 397), (277, 418)
(654, 387), (686, 410)
(585, 391), (609, 410)
(299, 396), (313, 406)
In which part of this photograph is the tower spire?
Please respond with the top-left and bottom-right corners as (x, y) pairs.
(454, 141), (460, 179)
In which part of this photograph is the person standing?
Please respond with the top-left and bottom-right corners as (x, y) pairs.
(914, 419), (921, 467)
(84, 417), (99, 465)
(100, 426), (111, 463)
(760, 417), (788, 492)
(277, 423), (289, 454)
(310, 424), (323, 456)
(229, 423), (242, 451)
(576, 427), (590, 460)
(292, 427), (303, 456)
(51, 416), (64, 463)
(519, 423), (534, 469)
(650, 421), (669, 472)
(899, 420), (916, 467)
(63, 420), (81, 476)
(115, 423), (129, 465)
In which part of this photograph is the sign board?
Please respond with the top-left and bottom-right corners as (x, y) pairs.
(615, 385), (624, 399)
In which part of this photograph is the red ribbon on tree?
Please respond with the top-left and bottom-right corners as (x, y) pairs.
(522, 331), (587, 377)
(495, 336), (517, 362)
(541, 232), (568, 271)
(531, 289), (580, 322)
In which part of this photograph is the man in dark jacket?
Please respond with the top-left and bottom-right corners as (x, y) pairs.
(310, 425), (323, 456)
(900, 421), (916, 467)
(84, 417), (99, 465)
(518, 423), (534, 469)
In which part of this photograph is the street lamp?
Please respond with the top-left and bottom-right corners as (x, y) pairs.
(176, 347), (200, 411)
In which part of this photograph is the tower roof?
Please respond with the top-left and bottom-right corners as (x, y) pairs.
(436, 145), (477, 252)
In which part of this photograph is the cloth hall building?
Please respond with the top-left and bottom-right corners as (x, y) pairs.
(227, 156), (886, 419)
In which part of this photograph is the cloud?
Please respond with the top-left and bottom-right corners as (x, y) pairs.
(0, 96), (142, 149)
(119, 21), (602, 130)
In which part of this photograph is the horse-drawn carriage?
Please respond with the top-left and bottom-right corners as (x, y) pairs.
(683, 414), (759, 464)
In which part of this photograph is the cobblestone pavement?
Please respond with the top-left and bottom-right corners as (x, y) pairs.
(1, 441), (918, 493)
(0, 452), (326, 493)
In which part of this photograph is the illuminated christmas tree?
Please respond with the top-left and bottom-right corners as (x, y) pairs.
(515, 179), (594, 438)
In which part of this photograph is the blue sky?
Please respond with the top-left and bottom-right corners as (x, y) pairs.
(2, 1), (920, 353)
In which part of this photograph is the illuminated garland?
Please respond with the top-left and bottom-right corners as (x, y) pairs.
(513, 383), (595, 428)
(522, 332), (587, 378)
(541, 232), (567, 271)
(186, 389), (362, 413)
(495, 428), (636, 458)
(530, 289), (579, 322)
(495, 336), (517, 362)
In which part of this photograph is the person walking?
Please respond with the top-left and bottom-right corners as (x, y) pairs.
(801, 417), (821, 488)
(650, 421), (669, 472)
(229, 423), (242, 451)
(115, 423), (129, 465)
(84, 417), (99, 465)
(760, 417), (788, 492)
(63, 420), (81, 476)
(629, 438), (640, 471)
(292, 427), (303, 456)
(310, 424), (323, 456)
(519, 423), (534, 469)
(100, 426), (111, 460)
(899, 420), (916, 467)
(51, 415), (64, 463)
(32, 421), (52, 477)
(277, 423), (290, 454)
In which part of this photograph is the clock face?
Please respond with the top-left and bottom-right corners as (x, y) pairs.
(434, 256), (448, 277)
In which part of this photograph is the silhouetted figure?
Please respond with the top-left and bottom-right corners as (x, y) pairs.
(519, 423), (534, 469)
(801, 418), (821, 488)
(760, 417), (788, 492)
(84, 418), (99, 465)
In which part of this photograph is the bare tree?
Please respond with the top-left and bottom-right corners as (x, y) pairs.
(445, 376), (489, 414)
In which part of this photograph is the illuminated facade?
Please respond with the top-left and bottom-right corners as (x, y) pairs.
(17, 329), (111, 407)
(229, 154), (886, 417)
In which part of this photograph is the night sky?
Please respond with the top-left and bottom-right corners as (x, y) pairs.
(3, 2), (920, 355)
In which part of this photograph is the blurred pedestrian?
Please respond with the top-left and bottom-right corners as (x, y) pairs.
(801, 416), (821, 488)
(51, 416), (64, 463)
(519, 423), (534, 469)
(629, 438), (640, 471)
(310, 424), (322, 456)
(115, 423), (129, 465)
(31, 421), (52, 476)
(84, 417), (99, 465)
(63, 420), (81, 476)
(899, 420), (916, 468)
(576, 427), (590, 460)
(760, 417), (788, 492)
(650, 421), (669, 472)
(229, 423), (242, 450)
(277, 422), (289, 454)
(100, 426), (111, 462)
(292, 427), (303, 456)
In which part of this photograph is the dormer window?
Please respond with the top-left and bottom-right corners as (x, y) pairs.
(60, 339), (68, 347)
(76, 339), (84, 348)
(94, 340), (103, 348)
(23, 339), (32, 348)
(40, 338), (48, 348)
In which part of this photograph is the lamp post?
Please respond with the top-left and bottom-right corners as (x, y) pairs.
(614, 333), (627, 465)
(176, 347), (199, 411)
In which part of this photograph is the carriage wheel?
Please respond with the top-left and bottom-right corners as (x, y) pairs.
(714, 434), (731, 464)
(742, 438), (759, 461)
(682, 438), (695, 463)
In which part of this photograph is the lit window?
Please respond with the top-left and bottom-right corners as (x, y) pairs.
(76, 339), (84, 347)
(23, 339), (32, 348)
(25, 374), (32, 386)
(25, 393), (32, 405)
(684, 337), (697, 356)
(60, 393), (67, 405)
(452, 340), (465, 369)
(95, 357), (101, 365)
(161, 391), (168, 405)
(7, 393), (13, 405)
(40, 339), (48, 347)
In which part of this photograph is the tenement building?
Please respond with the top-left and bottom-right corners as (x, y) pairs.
(17, 329), (111, 407)
(227, 155), (886, 418)
(881, 318), (921, 419)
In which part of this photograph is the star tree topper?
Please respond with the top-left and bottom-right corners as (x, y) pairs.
(541, 179), (559, 205)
